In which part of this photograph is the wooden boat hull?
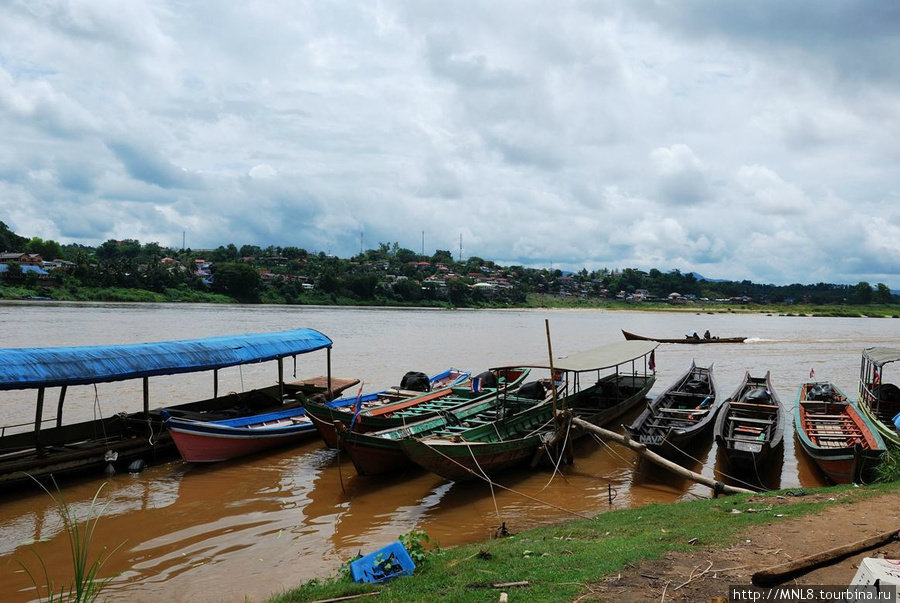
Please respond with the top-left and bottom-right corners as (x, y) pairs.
(165, 424), (314, 463)
(306, 368), (526, 449)
(714, 371), (784, 473)
(403, 371), (656, 482)
(622, 329), (746, 344)
(794, 382), (887, 484)
(342, 381), (554, 476)
(624, 361), (718, 456)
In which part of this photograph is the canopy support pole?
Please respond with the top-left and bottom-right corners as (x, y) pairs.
(327, 348), (333, 399)
(35, 387), (46, 458)
(55, 386), (68, 428)
(214, 369), (219, 399)
(143, 377), (150, 414)
(278, 357), (284, 402)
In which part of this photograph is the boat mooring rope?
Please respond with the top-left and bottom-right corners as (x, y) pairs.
(419, 439), (592, 520)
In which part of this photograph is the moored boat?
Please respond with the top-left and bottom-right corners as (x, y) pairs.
(713, 371), (784, 473)
(622, 329), (746, 344)
(857, 347), (900, 447)
(400, 340), (658, 482)
(305, 368), (523, 448)
(624, 360), (718, 455)
(0, 328), (356, 487)
(794, 381), (887, 484)
(340, 378), (554, 476)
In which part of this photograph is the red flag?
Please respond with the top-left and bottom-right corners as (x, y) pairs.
(809, 368), (815, 379)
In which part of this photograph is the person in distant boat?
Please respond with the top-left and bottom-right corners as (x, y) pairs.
(704, 330), (711, 340)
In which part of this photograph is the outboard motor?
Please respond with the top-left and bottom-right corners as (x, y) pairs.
(400, 371), (431, 392)
(516, 381), (546, 400)
(473, 370), (498, 389)
(741, 387), (771, 403)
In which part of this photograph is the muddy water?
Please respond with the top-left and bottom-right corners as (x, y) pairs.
(0, 302), (895, 601)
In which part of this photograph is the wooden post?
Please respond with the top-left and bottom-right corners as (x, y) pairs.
(55, 386), (67, 428)
(327, 347), (333, 400)
(570, 416), (755, 495)
(752, 529), (900, 586)
(214, 368), (219, 399)
(143, 377), (150, 414)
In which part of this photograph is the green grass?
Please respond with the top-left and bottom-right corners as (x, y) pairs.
(17, 479), (123, 603)
(267, 482), (900, 603)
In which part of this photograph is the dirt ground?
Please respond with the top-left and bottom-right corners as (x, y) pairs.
(588, 490), (900, 602)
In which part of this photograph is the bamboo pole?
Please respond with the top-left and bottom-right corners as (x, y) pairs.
(570, 416), (755, 495)
(545, 319), (560, 415)
(752, 529), (900, 586)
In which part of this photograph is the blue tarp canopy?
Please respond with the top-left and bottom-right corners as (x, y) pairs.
(0, 328), (333, 390)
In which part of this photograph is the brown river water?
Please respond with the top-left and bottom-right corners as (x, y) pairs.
(0, 302), (896, 601)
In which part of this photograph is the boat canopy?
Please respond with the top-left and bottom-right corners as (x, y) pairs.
(0, 328), (333, 391)
(496, 340), (658, 373)
(863, 347), (900, 368)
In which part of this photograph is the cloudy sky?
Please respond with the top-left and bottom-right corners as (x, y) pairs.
(1, 1), (898, 286)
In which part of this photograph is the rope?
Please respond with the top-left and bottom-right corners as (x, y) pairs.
(419, 439), (592, 520)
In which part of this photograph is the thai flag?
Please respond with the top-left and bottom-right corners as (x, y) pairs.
(809, 368), (815, 379)
(471, 376), (482, 393)
(648, 350), (656, 372)
(348, 383), (365, 430)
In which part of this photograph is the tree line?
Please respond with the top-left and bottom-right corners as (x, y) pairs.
(0, 222), (895, 307)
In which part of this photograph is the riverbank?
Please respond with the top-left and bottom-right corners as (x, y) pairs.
(268, 482), (900, 603)
(3, 283), (900, 318)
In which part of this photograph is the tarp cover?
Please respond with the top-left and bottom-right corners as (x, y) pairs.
(495, 340), (658, 373)
(0, 328), (332, 390)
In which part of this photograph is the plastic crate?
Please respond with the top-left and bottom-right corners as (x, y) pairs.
(350, 541), (416, 583)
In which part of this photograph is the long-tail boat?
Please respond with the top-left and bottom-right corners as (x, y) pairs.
(857, 347), (900, 447)
(713, 371), (784, 473)
(0, 328), (356, 487)
(304, 368), (525, 448)
(794, 381), (886, 484)
(624, 360), (718, 455)
(622, 329), (746, 344)
(399, 341), (658, 482)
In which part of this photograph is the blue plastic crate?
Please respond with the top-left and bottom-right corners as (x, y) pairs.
(350, 541), (416, 583)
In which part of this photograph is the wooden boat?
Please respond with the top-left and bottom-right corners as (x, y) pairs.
(0, 329), (357, 487)
(794, 381), (887, 484)
(624, 360), (718, 455)
(340, 378), (554, 476)
(399, 341), (658, 482)
(622, 329), (746, 344)
(857, 347), (900, 447)
(713, 371), (784, 472)
(162, 387), (367, 463)
(305, 368), (525, 448)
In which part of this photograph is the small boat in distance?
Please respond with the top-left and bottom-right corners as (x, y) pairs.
(624, 360), (718, 455)
(714, 371), (784, 473)
(622, 330), (746, 344)
(794, 381), (887, 484)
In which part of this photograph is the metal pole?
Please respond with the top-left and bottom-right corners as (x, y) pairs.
(55, 386), (67, 428)
(143, 377), (150, 414)
(35, 388), (45, 458)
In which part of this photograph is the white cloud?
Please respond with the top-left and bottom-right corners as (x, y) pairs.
(0, 1), (898, 286)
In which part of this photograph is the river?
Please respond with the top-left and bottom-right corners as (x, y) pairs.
(0, 302), (895, 602)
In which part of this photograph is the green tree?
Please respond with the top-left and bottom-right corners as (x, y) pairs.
(0, 221), (28, 251)
(852, 281), (873, 305)
(26, 237), (64, 260)
(874, 283), (894, 304)
(210, 263), (261, 301)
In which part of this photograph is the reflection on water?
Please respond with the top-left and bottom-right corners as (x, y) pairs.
(0, 303), (894, 601)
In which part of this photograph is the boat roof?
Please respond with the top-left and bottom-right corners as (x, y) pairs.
(496, 340), (658, 373)
(863, 347), (900, 367)
(0, 328), (332, 390)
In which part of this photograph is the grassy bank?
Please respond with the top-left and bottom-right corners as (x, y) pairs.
(269, 482), (900, 603)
